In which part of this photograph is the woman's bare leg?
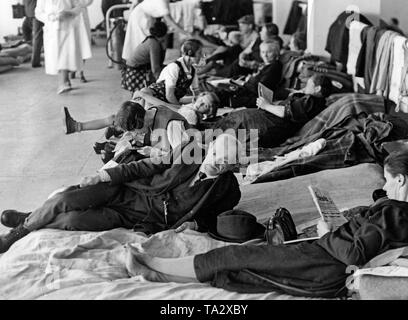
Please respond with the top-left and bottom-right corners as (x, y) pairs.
(80, 114), (115, 131)
(58, 70), (71, 94)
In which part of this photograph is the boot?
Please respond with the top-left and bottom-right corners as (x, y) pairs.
(0, 224), (30, 253)
(62, 106), (81, 134)
(1, 210), (31, 228)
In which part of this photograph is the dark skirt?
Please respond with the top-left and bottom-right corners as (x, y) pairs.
(213, 109), (299, 149)
(194, 242), (348, 298)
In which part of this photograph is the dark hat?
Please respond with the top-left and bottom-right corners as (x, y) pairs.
(238, 15), (255, 25)
(208, 210), (266, 243)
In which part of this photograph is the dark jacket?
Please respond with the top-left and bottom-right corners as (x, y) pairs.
(244, 60), (283, 94)
(194, 199), (408, 298)
(325, 11), (371, 66)
(105, 140), (241, 233)
(317, 199), (408, 266)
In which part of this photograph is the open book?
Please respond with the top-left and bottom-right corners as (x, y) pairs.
(283, 186), (348, 245)
(258, 83), (274, 104)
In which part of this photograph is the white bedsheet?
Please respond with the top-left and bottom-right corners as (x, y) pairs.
(0, 228), (321, 300)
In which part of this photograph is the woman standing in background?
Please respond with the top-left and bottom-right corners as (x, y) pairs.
(35, 0), (92, 94)
(122, 0), (192, 64)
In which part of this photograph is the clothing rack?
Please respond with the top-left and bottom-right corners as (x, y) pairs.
(348, 20), (408, 112)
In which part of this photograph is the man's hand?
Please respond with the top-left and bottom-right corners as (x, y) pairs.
(175, 221), (198, 233)
(256, 97), (270, 110)
(80, 174), (102, 188)
(317, 219), (331, 237)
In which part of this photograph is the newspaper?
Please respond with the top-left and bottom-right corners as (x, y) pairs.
(283, 186), (348, 245)
(308, 186), (348, 230)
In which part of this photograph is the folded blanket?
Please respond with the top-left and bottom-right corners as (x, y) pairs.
(244, 139), (326, 184)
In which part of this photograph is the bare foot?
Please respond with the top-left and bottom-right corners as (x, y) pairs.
(125, 245), (197, 283)
(126, 245), (170, 282)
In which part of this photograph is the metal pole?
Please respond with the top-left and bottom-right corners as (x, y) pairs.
(106, 3), (132, 68)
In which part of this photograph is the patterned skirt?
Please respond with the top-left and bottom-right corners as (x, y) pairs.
(121, 64), (152, 93)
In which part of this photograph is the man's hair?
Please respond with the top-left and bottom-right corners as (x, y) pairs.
(391, 17), (399, 26)
(385, 151), (408, 177)
(292, 31), (307, 51)
(181, 39), (203, 57)
(311, 74), (333, 98)
(149, 20), (168, 38)
(115, 101), (146, 131)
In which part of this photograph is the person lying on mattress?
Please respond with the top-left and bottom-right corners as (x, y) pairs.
(125, 150), (408, 298)
(63, 100), (192, 159)
(214, 40), (283, 109)
(213, 74), (334, 149)
(0, 134), (242, 253)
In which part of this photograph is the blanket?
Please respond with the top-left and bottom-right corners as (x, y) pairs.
(251, 94), (408, 183)
(0, 228), (321, 300)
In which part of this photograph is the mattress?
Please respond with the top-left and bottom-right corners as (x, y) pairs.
(0, 228), (323, 300)
(0, 163), (385, 300)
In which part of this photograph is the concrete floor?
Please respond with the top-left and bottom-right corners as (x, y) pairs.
(0, 43), (130, 233)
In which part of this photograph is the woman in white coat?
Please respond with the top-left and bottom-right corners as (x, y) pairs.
(122, 0), (192, 63)
(72, 0), (93, 83)
(35, 0), (89, 94)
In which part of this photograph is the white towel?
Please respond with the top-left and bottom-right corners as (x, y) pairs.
(243, 139), (327, 185)
(389, 36), (408, 105)
(347, 21), (368, 76)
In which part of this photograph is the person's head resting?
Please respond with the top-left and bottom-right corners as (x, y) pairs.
(149, 20), (168, 39)
(115, 101), (146, 132)
(200, 133), (243, 178)
(181, 39), (203, 64)
(260, 40), (281, 64)
(193, 92), (220, 116)
(303, 74), (333, 98)
(238, 15), (255, 34)
(289, 31), (307, 52)
(384, 150), (408, 202)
